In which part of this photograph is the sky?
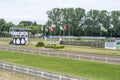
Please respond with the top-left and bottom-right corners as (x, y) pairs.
(0, 0), (120, 25)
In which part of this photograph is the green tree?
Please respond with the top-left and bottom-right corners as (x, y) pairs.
(6, 22), (14, 33)
(27, 26), (40, 36)
(0, 19), (6, 36)
(18, 21), (33, 27)
(46, 8), (120, 37)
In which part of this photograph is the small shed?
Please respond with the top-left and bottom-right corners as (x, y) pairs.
(9, 26), (31, 45)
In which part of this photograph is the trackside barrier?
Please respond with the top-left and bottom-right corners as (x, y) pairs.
(0, 62), (87, 80)
(0, 46), (120, 64)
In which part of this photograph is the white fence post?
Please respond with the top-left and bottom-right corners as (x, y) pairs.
(26, 68), (29, 74)
(3, 63), (5, 69)
(67, 54), (69, 58)
(14, 65), (16, 71)
(106, 58), (108, 63)
(41, 72), (43, 77)
(92, 56), (94, 61)
(0, 62), (87, 80)
(59, 75), (61, 80)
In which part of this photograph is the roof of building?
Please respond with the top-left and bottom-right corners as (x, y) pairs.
(9, 26), (31, 31)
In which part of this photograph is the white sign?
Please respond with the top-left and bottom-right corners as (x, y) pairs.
(12, 32), (28, 45)
(116, 39), (120, 45)
(105, 42), (116, 49)
(11, 32), (28, 35)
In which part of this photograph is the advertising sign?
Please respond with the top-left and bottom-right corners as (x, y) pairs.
(105, 42), (116, 49)
(116, 39), (120, 48)
(12, 32), (28, 45)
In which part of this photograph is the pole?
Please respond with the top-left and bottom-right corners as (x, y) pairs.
(63, 30), (65, 41)
(53, 28), (55, 42)
(50, 31), (51, 42)
(45, 30), (46, 41)
(69, 25), (70, 45)
(41, 26), (43, 42)
(111, 29), (112, 37)
(100, 25), (102, 37)
(100, 30), (102, 37)
(60, 27), (61, 37)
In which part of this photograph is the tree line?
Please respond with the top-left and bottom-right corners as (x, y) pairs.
(46, 8), (120, 37)
(0, 7), (120, 37)
(0, 19), (43, 37)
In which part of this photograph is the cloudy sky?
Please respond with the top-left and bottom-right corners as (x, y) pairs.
(0, 0), (120, 24)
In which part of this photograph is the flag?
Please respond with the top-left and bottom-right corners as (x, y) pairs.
(51, 24), (55, 28)
(60, 26), (64, 30)
(49, 27), (54, 32)
(109, 24), (114, 29)
(45, 27), (48, 32)
(41, 26), (43, 31)
(64, 26), (67, 30)
(101, 26), (107, 32)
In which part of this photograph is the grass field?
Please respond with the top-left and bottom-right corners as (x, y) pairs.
(61, 45), (120, 55)
(0, 50), (120, 80)
(0, 37), (120, 55)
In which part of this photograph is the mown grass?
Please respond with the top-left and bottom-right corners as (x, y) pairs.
(0, 50), (120, 80)
(1, 37), (120, 55)
(61, 45), (120, 55)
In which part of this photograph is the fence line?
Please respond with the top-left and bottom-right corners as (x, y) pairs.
(0, 62), (87, 80)
(0, 46), (120, 64)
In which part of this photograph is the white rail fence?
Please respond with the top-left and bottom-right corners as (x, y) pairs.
(0, 62), (87, 80)
(0, 46), (120, 64)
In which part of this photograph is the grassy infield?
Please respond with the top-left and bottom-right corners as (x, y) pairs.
(0, 38), (120, 80)
(0, 50), (120, 80)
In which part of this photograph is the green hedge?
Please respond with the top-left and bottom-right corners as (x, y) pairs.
(63, 41), (105, 48)
(45, 45), (64, 49)
(36, 42), (44, 47)
(9, 41), (13, 44)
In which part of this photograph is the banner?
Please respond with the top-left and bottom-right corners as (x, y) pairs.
(116, 39), (120, 48)
(101, 26), (107, 32)
(49, 27), (54, 32)
(60, 26), (64, 30)
(64, 26), (67, 30)
(105, 42), (116, 49)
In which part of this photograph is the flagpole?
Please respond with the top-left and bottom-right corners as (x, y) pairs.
(50, 29), (51, 42)
(41, 26), (43, 42)
(110, 25), (113, 37)
(63, 29), (65, 41)
(100, 30), (102, 37)
(100, 26), (102, 37)
(40, 34), (42, 42)
(54, 28), (55, 42)
(71, 26), (74, 41)
(45, 30), (46, 41)
(69, 25), (70, 45)
(60, 27), (61, 37)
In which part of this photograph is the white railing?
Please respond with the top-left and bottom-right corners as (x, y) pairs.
(0, 46), (120, 64)
(0, 62), (87, 80)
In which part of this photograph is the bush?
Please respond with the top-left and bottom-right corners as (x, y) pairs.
(36, 42), (44, 47)
(9, 41), (13, 44)
(45, 45), (64, 49)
